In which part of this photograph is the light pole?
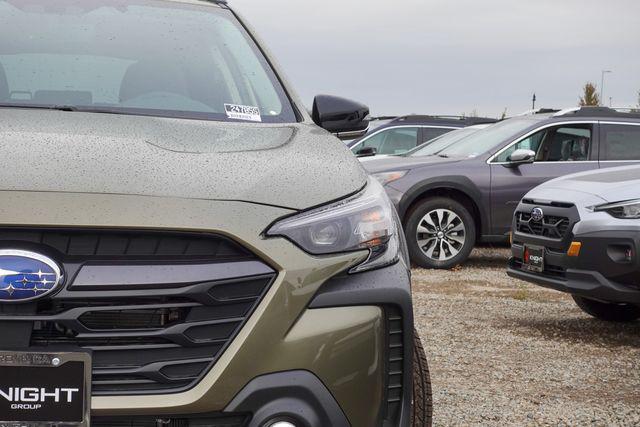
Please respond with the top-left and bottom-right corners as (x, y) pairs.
(601, 70), (612, 106)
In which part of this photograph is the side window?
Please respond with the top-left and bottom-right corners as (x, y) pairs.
(538, 126), (591, 162)
(495, 125), (592, 163)
(421, 128), (452, 143)
(495, 130), (545, 163)
(377, 127), (419, 154)
(355, 130), (387, 153)
(601, 124), (640, 160)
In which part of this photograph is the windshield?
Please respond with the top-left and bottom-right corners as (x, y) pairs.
(0, 0), (297, 123)
(406, 126), (484, 157)
(437, 118), (539, 158)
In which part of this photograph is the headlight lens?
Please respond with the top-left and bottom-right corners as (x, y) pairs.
(592, 199), (640, 219)
(372, 170), (407, 186)
(266, 177), (406, 273)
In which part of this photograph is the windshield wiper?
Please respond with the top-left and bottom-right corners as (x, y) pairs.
(438, 154), (449, 158)
(0, 103), (137, 117)
(0, 103), (78, 112)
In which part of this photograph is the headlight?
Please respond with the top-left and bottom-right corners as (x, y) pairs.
(266, 177), (407, 273)
(591, 199), (640, 219)
(372, 170), (407, 186)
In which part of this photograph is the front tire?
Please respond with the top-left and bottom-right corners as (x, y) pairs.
(572, 295), (640, 322)
(405, 197), (476, 269)
(411, 330), (433, 427)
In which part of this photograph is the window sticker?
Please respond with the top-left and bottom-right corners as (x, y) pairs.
(224, 104), (262, 122)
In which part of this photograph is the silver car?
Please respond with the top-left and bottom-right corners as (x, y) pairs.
(508, 165), (640, 322)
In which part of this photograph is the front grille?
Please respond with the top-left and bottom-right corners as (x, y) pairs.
(522, 199), (574, 208)
(92, 414), (249, 427)
(383, 306), (405, 424)
(0, 228), (253, 260)
(516, 212), (570, 239)
(0, 228), (275, 396)
(29, 276), (274, 395)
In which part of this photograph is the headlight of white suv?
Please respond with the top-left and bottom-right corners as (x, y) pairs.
(591, 199), (640, 219)
(266, 177), (407, 273)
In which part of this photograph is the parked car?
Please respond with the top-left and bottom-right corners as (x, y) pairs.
(340, 116), (395, 146)
(348, 115), (497, 157)
(360, 123), (494, 162)
(508, 165), (640, 322)
(0, 1), (430, 426)
(364, 107), (640, 269)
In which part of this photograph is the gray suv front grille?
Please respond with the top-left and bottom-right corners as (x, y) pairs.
(0, 228), (275, 396)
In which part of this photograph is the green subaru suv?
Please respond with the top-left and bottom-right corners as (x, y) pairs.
(0, 1), (431, 426)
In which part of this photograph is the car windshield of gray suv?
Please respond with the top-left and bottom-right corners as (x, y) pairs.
(437, 118), (537, 158)
(405, 126), (482, 157)
(0, 0), (297, 123)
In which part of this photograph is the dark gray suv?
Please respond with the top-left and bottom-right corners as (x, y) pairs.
(364, 107), (640, 269)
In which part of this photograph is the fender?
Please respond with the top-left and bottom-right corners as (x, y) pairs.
(395, 175), (491, 236)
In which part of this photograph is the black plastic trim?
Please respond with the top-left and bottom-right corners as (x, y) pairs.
(224, 370), (349, 427)
(507, 259), (640, 304)
(398, 175), (489, 235)
(93, 412), (249, 427)
(70, 261), (272, 291)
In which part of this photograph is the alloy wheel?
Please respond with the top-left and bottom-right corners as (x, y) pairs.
(416, 208), (466, 261)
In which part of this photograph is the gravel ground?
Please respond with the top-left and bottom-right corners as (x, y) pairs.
(413, 246), (640, 426)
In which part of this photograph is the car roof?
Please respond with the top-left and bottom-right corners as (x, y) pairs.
(157, 0), (226, 7)
(386, 115), (498, 126)
(529, 106), (640, 123)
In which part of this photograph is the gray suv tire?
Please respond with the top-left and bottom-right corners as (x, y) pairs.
(405, 197), (476, 269)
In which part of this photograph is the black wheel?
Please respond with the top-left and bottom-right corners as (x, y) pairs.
(405, 197), (476, 269)
(411, 329), (433, 427)
(573, 295), (640, 322)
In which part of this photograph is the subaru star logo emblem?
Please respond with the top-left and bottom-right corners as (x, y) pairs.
(0, 250), (62, 303)
(531, 207), (544, 222)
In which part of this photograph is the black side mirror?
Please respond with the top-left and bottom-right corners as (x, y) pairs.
(504, 149), (535, 168)
(356, 147), (377, 157)
(312, 95), (369, 140)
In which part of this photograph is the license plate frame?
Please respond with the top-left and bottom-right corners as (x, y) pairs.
(0, 351), (91, 427)
(523, 245), (545, 273)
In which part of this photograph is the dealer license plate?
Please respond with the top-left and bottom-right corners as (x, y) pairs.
(523, 245), (545, 273)
(0, 351), (90, 426)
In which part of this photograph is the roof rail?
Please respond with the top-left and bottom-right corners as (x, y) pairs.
(516, 108), (560, 116)
(368, 116), (398, 122)
(552, 107), (581, 117)
(610, 106), (640, 113)
(391, 114), (497, 124)
(395, 114), (467, 120)
(552, 106), (640, 119)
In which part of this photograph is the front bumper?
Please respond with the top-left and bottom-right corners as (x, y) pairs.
(509, 229), (640, 305)
(0, 191), (415, 427)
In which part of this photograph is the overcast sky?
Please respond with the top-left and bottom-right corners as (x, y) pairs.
(233, 0), (640, 118)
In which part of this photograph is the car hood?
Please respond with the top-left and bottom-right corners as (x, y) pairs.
(362, 154), (462, 174)
(0, 109), (366, 211)
(358, 154), (391, 162)
(533, 165), (640, 204)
